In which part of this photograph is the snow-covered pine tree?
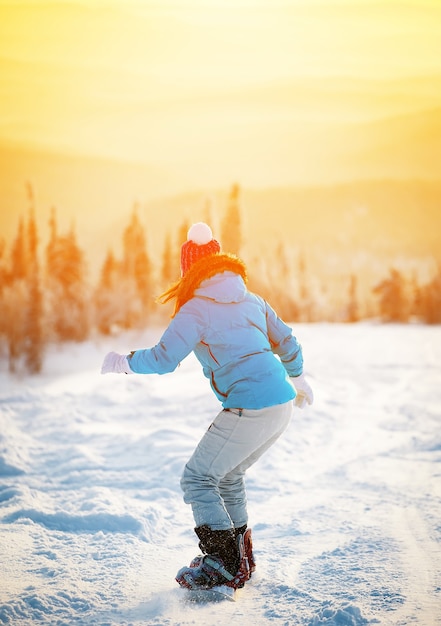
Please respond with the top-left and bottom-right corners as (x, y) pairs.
(346, 274), (359, 323)
(45, 208), (89, 342)
(1, 218), (27, 372)
(173, 220), (189, 277)
(94, 250), (122, 334)
(120, 207), (153, 327)
(373, 268), (409, 322)
(220, 183), (242, 256)
(161, 231), (175, 286)
(24, 197), (44, 373)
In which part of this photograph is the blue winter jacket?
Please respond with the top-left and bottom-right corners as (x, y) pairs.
(128, 271), (303, 409)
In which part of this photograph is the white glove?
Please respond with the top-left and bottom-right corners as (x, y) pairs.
(291, 373), (313, 408)
(101, 352), (133, 375)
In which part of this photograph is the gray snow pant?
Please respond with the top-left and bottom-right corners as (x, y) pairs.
(180, 401), (293, 531)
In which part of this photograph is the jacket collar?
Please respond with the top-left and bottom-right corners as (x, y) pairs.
(159, 253), (247, 316)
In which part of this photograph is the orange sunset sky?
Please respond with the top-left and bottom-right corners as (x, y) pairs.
(1, 0), (441, 264)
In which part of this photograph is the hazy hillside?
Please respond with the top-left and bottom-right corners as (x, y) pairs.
(0, 142), (191, 252)
(240, 182), (441, 257)
(1, 137), (440, 280)
(339, 107), (441, 179)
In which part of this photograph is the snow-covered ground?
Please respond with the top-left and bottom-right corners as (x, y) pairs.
(0, 323), (440, 626)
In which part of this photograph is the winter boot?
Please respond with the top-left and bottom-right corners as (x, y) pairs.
(195, 525), (240, 574)
(176, 526), (249, 590)
(235, 525), (256, 576)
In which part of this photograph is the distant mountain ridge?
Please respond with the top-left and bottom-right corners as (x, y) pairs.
(1, 131), (440, 276)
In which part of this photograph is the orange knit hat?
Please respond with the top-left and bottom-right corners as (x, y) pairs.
(180, 223), (221, 276)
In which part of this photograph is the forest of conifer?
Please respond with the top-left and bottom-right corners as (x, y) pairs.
(1, 183), (440, 374)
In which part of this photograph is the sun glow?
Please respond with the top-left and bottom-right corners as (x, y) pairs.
(0, 0), (440, 205)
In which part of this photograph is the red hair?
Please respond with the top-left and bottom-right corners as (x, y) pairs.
(159, 253), (247, 317)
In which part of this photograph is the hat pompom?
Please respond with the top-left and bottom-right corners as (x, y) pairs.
(187, 222), (213, 245)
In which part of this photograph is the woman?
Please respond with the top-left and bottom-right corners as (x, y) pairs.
(101, 222), (313, 591)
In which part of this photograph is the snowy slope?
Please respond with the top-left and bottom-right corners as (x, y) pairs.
(0, 324), (440, 626)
